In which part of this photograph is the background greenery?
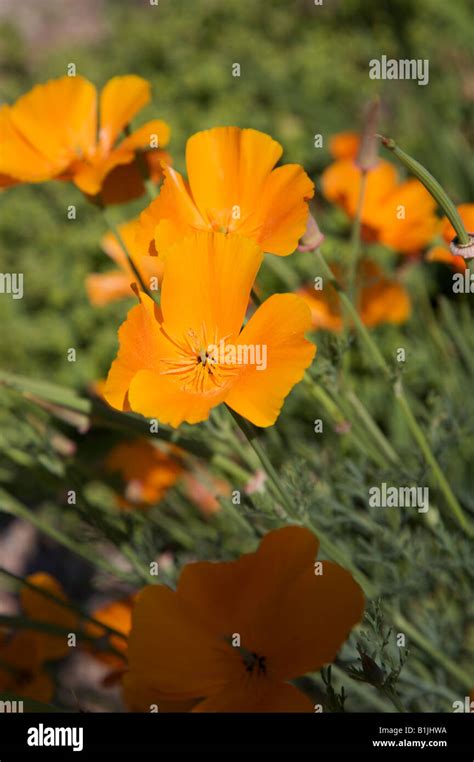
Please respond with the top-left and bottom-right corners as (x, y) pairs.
(0, 0), (473, 713)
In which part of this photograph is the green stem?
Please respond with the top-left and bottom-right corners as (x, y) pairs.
(394, 613), (473, 690)
(348, 170), (367, 305)
(225, 407), (374, 596)
(345, 389), (401, 467)
(99, 203), (152, 297)
(0, 615), (126, 661)
(0, 568), (128, 642)
(316, 248), (470, 534)
(0, 489), (137, 584)
(379, 136), (470, 246)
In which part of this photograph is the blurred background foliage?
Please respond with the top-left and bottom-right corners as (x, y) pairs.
(0, 0), (473, 712)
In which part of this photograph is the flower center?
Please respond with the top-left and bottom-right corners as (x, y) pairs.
(160, 326), (237, 393)
(242, 650), (267, 677)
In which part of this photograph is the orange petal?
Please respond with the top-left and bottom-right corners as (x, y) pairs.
(8, 76), (97, 172)
(0, 106), (60, 182)
(441, 203), (474, 244)
(186, 127), (283, 229)
(140, 165), (207, 254)
(253, 164), (314, 255)
(86, 272), (134, 306)
(298, 284), (344, 332)
(128, 368), (230, 427)
(103, 293), (166, 411)
(192, 678), (314, 712)
(21, 572), (78, 662)
(119, 119), (170, 151)
(160, 231), (262, 345)
(373, 179), (439, 254)
(329, 131), (360, 160)
(99, 75), (150, 152)
(0, 632), (54, 703)
(359, 262), (411, 327)
(225, 294), (316, 427)
(72, 148), (135, 196)
(123, 585), (237, 704)
(426, 245), (467, 273)
(101, 218), (163, 290)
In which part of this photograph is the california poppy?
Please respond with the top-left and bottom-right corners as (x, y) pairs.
(123, 526), (365, 712)
(135, 126), (314, 257)
(105, 438), (182, 507)
(86, 219), (164, 306)
(0, 573), (78, 703)
(426, 203), (474, 272)
(0, 75), (170, 200)
(85, 597), (134, 687)
(104, 231), (315, 428)
(298, 260), (411, 332)
(322, 132), (439, 255)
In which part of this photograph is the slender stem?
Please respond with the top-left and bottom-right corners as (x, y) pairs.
(316, 248), (470, 534)
(99, 203), (152, 298)
(0, 615), (126, 661)
(251, 288), (262, 307)
(348, 170), (367, 305)
(0, 489), (137, 584)
(379, 136), (470, 246)
(394, 382), (471, 534)
(225, 407), (374, 595)
(345, 389), (401, 466)
(0, 568), (128, 642)
(394, 613), (473, 690)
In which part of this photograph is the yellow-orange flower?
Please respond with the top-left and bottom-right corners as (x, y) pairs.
(105, 439), (182, 507)
(135, 126), (314, 257)
(322, 132), (439, 255)
(0, 75), (170, 199)
(104, 232), (315, 428)
(86, 220), (164, 306)
(123, 526), (365, 712)
(426, 203), (474, 272)
(0, 573), (78, 703)
(298, 260), (411, 332)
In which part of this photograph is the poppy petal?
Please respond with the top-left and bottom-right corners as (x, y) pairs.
(225, 294), (316, 427)
(118, 119), (170, 151)
(99, 75), (150, 152)
(21, 573), (78, 662)
(186, 127), (283, 228)
(8, 76), (97, 170)
(192, 678), (314, 712)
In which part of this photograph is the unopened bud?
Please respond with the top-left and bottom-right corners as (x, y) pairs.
(449, 233), (474, 260)
(356, 98), (381, 172)
(298, 214), (325, 252)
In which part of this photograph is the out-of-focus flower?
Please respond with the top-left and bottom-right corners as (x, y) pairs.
(0, 76), (170, 201)
(86, 220), (164, 306)
(322, 133), (439, 255)
(123, 526), (365, 712)
(85, 597), (135, 686)
(426, 204), (474, 272)
(105, 439), (182, 508)
(104, 232), (315, 428)
(298, 260), (411, 332)
(182, 468), (230, 516)
(135, 126), (314, 257)
(0, 573), (78, 703)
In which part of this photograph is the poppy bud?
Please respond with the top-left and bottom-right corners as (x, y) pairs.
(359, 651), (386, 687)
(298, 213), (325, 252)
(356, 97), (381, 172)
(449, 233), (474, 260)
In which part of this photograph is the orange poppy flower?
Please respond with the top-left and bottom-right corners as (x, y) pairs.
(0, 75), (170, 199)
(182, 468), (230, 516)
(426, 204), (474, 272)
(0, 573), (78, 703)
(86, 219), (164, 306)
(104, 231), (315, 428)
(298, 260), (411, 332)
(105, 439), (182, 507)
(322, 132), (438, 255)
(135, 126), (314, 257)
(0, 630), (54, 703)
(123, 526), (365, 712)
